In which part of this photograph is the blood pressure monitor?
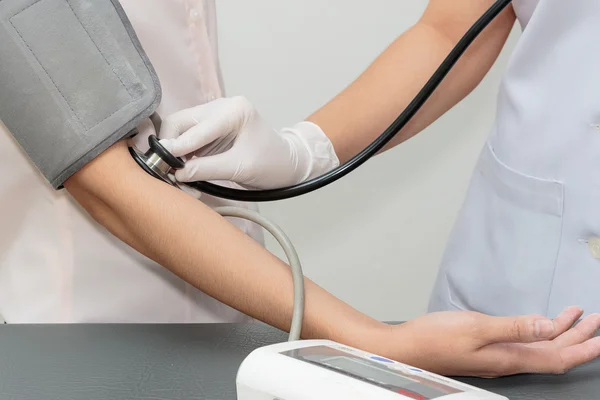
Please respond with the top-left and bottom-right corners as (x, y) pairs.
(236, 340), (508, 400)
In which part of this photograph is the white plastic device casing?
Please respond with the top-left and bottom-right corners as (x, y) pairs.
(236, 340), (509, 400)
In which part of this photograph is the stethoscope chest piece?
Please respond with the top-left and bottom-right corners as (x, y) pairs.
(130, 134), (185, 188)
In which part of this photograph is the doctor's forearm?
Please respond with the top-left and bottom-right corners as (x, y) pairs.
(64, 142), (390, 350)
(307, 0), (516, 163)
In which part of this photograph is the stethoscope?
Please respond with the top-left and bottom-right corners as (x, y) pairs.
(129, 113), (185, 190)
(130, 0), (512, 202)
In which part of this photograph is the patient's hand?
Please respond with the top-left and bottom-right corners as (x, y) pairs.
(388, 306), (600, 377)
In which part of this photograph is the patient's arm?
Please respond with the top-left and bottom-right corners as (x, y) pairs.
(64, 141), (600, 377)
(64, 140), (389, 349)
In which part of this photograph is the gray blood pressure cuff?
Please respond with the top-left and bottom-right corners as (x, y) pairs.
(0, 0), (160, 188)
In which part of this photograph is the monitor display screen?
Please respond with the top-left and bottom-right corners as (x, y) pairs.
(281, 346), (467, 399)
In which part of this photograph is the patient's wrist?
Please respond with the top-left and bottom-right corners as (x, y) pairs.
(317, 315), (393, 356)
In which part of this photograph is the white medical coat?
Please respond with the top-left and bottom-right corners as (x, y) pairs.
(429, 0), (600, 318)
(0, 0), (263, 323)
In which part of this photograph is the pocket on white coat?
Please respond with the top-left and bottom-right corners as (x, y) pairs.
(442, 142), (564, 316)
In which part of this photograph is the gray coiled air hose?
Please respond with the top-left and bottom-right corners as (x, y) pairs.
(214, 207), (305, 342)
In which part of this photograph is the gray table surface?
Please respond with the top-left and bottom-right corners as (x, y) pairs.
(0, 323), (597, 400)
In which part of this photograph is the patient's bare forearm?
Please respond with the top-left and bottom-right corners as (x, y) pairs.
(64, 141), (390, 351)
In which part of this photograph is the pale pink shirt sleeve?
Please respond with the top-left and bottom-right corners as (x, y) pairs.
(120, 0), (224, 124)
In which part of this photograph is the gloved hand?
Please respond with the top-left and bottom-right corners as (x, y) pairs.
(158, 96), (339, 189)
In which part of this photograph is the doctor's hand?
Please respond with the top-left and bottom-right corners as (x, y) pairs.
(388, 306), (600, 378)
(158, 97), (339, 188)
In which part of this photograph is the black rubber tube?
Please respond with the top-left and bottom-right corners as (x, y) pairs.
(186, 0), (512, 202)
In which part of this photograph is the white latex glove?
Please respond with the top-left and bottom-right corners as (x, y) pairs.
(159, 97), (339, 189)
